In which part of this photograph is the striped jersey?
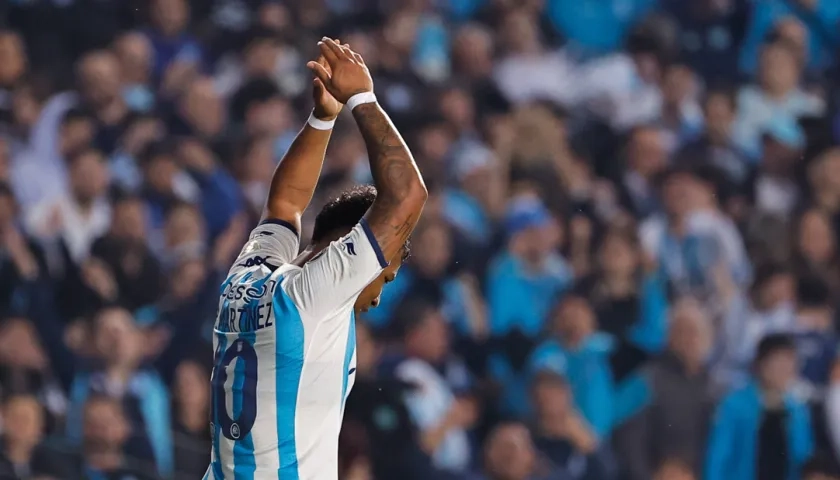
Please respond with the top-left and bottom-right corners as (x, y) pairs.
(203, 218), (387, 480)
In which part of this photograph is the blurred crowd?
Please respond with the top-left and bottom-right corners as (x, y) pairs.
(0, 0), (840, 479)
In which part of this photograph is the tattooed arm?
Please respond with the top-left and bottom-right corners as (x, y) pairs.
(309, 37), (427, 262)
(353, 103), (427, 261)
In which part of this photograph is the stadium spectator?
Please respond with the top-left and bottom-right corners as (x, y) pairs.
(753, 116), (807, 217)
(170, 359), (210, 478)
(392, 300), (476, 474)
(718, 262), (797, 389)
(343, 320), (435, 480)
(614, 299), (716, 479)
(112, 32), (155, 113)
(144, 0), (203, 81)
(487, 195), (570, 339)
(89, 194), (162, 311)
(529, 371), (616, 480)
(81, 395), (161, 479)
(529, 295), (614, 437)
(580, 228), (668, 357)
(0, 394), (74, 478)
(25, 147), (111, 265)
(734, 37), (825, 157)
(11, 108), (95, 213)
(575, 28), (667, 131)
(738, 0), (840, 75)
(675, 88), (751, 189)
(617, 126), (669, 219)
(493, 10), (575, 108)
(791, 276), (838, 396)
(656, 64), (704, 151)
(471, 422), (561, 480)
(705, 334), (814, 480)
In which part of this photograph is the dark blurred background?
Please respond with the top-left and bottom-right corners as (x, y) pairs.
(0, 0), (839, 479)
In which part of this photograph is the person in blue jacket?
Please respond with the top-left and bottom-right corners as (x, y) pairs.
(529, 295), (615, 438)
(487, 196), (572, 339)
(738, 0), (840, 75)
(705, 333), (813, 480)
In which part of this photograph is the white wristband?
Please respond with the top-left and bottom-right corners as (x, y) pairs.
(345, 92), (377, 111)
(307, 112), (335, 130)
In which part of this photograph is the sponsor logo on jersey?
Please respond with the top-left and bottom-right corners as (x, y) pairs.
(221, 277), (277, 302)
(343, 241), (357, 256)
(237, 256), (268, 268)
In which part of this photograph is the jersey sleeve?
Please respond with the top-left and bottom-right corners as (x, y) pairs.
(280, 219), (388, 320)
(234, 219), (300, 267)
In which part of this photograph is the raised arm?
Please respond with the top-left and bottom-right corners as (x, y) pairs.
(310, 38), (427, 261)
(261, 55), (343, 232)
(354, 102), (427, 259)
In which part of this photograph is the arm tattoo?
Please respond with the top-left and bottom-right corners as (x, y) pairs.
(353, 103), (425, 256)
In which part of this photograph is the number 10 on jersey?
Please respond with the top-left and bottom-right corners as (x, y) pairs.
(211, 338), (259, 441)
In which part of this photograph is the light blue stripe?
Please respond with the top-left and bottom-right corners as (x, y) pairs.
(212, 335), (228, 479)
(219, 274), (236, 296)
(341, 313), (357, 412)
(273, 279), (305, 480)
(233, 332), (257, 479)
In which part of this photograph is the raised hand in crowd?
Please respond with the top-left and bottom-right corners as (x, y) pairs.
(2, 226), (38, 280)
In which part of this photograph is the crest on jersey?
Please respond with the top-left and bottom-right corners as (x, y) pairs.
(230, 423), (241, 439)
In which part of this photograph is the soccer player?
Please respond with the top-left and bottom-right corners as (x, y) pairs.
(204, 38), (427, 480)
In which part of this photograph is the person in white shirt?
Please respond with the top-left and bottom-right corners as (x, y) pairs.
(11, 109), (96, 213)
(493, 10), (577, 107)
(733, 38), (825, 158)
(205, 39), (427, 480)
(25, 147), (111, 265)
(394, 302), (475, 473)
(575, 30), (666, 131)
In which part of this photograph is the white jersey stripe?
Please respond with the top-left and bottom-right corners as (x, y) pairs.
(340, 315), (356, 416)
(250, 325), (279, 475)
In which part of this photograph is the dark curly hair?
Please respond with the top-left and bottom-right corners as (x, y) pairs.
(312, 185), (377, 242)
(312, 185), (410, 259)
